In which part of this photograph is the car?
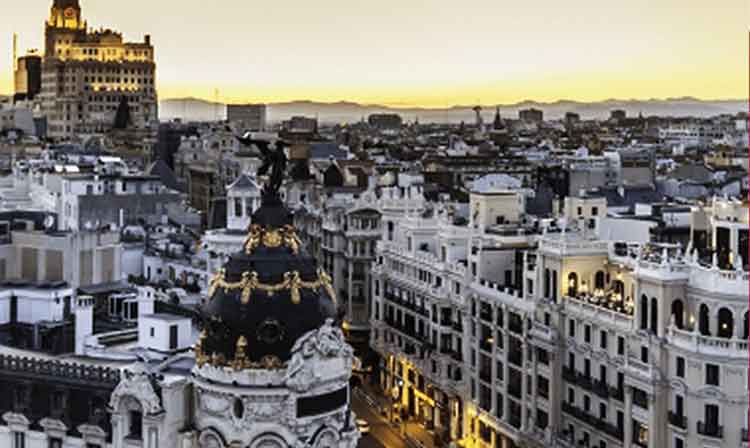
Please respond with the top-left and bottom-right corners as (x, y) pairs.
(356, 419), (370, 435)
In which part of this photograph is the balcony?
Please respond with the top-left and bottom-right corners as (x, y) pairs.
(479, 310), (493, 322)
(667, 326), (748, 356)
(508, 382), (522, 399)
(668, 412), (687, 430)
(591, 379), (609, 399)
(697, 422), (723, 439)
(479, 370), (492, 384)
(563, 367), (577, 383)
(479, 339), (493, 353)
(609, 386), (624, 401)
(562, 402), (623, 441)
(439, 318), (453, 328)
(508, 349), (523, 367)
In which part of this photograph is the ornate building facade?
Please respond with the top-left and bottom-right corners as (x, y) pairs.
(371, 191), (749, 448)
(40, 0), (157, 139)
(0, 189), (361, 448)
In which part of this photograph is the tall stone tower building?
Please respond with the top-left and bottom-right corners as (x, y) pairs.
(40, 0), (157, 139)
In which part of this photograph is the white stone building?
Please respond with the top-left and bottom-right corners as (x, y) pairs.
(371, 194), (749, 448)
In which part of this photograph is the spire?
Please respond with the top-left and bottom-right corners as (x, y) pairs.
(493, 107), (503, 130)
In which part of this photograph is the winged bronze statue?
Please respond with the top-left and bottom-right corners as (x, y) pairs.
(235, 131), (290, 194)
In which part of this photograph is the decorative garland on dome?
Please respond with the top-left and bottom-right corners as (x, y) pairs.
(194, 331), (286, 370)
(244, 224), (302, 255)
(208, 268), (337, 306)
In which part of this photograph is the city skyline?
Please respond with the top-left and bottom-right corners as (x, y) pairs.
(1, 0), (748, 107)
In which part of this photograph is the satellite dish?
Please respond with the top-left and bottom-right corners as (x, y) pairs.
(43, 215), (55, 230)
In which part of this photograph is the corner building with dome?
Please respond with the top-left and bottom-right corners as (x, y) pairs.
(105, 191), (361, 448)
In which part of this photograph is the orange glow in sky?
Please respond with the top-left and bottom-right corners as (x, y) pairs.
(1, 0), (747, 107)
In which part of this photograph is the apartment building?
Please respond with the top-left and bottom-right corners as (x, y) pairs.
(371, 191), (748, 448)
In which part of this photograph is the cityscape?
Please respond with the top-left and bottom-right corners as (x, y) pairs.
(0, 1), (748, 448)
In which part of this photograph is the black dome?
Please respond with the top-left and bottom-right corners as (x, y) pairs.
(196, 193), (337, 369)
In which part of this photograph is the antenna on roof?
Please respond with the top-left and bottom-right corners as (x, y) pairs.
(12, 33), (17, 72)
(214, 88), (219, 122)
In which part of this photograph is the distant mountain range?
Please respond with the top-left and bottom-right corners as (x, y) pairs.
(159, 97), (747, 125)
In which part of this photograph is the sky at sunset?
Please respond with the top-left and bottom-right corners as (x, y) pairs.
(1, 0), (748, 107)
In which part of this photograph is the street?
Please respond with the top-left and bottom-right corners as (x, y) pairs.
(351, 387), (412, 448)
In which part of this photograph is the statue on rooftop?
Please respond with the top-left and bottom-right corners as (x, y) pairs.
(235, 132), (290, 196)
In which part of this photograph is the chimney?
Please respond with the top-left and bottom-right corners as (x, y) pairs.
(74, 295), (94, 355)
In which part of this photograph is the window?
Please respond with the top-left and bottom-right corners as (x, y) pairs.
(675, 356), (685, 378)
(600, 330), (608, 350)
(169, 325), (178, 350)
(538, 375), (549, 399)
(599, 402), (607, 419)
(675, 394), (684, 416)
(536, 408), (548, 429)
(13, 433), (25, 448)
(234, 198), (242, 217)
(673, 436), (683, 448)
(592, 207), (599, 216)
(705, 364), (719, 386)
(49, 439), (62, 448)
(128, 410), (142, 439)
(569, 319), (576, 337)
(584, 359), (591, 377)
(617, 336), (625, 355)
(584, 325), (591, 343)
(640, 346), (649, 363)
(149, 327), (155, 337)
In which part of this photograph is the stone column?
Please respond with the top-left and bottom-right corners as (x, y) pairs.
(111, 415), (123, 448)
(37, 249), (47, 282)
(733, 308), (741, 339)
(348, 260), (353, 322)
(648, 391), (660, 448)
(623, 386), (633, 448)
(92, 247), (102, 285)
(710, 307), (719, 337)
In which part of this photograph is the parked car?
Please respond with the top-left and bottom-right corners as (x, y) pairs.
(356, 419), (370, 435)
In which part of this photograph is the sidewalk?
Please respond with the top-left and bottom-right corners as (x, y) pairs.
(356, 380), (438, 448)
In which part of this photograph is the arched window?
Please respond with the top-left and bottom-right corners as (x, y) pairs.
(568, 272), (578, 297)
(699, 304), (710, 336)
(544, 269), (550, 299)
(717, 308), (734, 339)
(671, 299), (684, 329)
(594, 271), (606, 290)
(639, 295), (649, 330)
(650, 298), (659, 334)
